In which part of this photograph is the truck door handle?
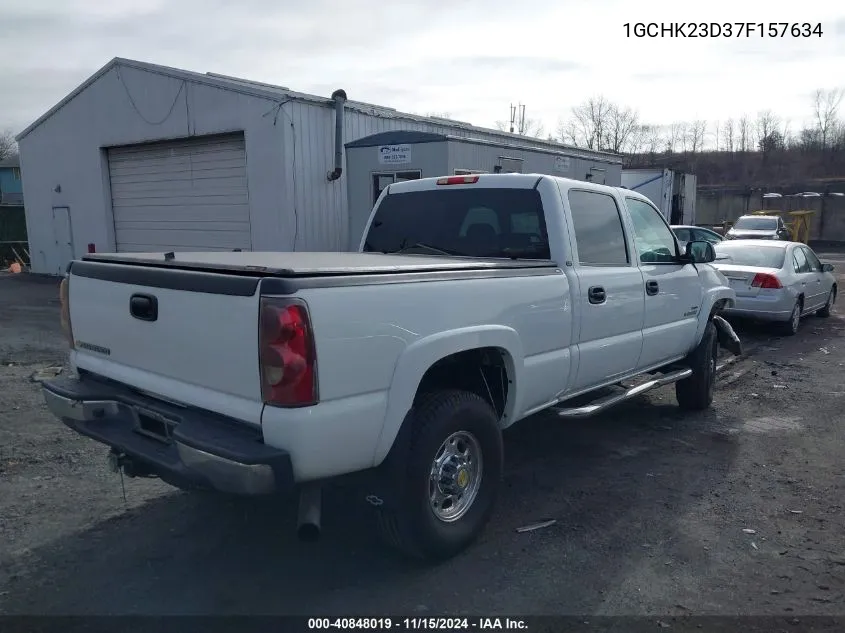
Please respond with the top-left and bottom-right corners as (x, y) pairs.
(130, 294), (158, 322)
(588, 286), (606, 304)
(646, 280), (659, 296)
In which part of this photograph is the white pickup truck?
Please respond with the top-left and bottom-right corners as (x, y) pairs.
(43, 173), (741, 561)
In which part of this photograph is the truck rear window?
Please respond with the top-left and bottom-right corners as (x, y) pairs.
(362, 188), (551, 259)
(733, 217), (778, 230)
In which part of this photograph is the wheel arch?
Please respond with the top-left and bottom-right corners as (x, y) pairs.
(692, 290), (734, 350)
(372, 326), (524, 466)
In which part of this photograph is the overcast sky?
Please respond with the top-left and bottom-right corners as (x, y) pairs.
(2, 0), (844, 143)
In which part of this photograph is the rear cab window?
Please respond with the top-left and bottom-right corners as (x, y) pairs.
(363, 187), (551, 259)
(567, 190), (629, 265)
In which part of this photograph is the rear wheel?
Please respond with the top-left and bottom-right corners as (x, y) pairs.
(375, 390), (503, 561)
(781, 299), (802, 335)
(676, 320), (718, 411)
(817, 287), (836, 318)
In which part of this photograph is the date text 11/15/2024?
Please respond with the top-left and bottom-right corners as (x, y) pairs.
(307, 617), (528, 630)
(623, 22), (823, 38)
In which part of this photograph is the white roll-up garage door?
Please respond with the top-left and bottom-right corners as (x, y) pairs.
(107, 133), (252, 252)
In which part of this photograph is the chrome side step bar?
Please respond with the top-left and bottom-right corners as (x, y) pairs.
(552, 368), (693, 419)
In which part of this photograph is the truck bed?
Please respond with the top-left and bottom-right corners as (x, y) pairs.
(81, 251), (559, 277)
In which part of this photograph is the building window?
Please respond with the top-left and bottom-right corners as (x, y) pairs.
(371, 170), (421, 205)
(12, 167), (21, 180)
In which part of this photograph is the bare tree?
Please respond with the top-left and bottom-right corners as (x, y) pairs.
(781, 118), (792, 146)
(641, 125), (664, 155)
(755, 110), (779, 142)
(721, 118), (735, 152)
(558, 96), (615, 150)
(686, 120), (707, 153)
(556, 97), (643, 153)
(738, 116), (752, 152)
(0, 129), (17, 161)
(624, 124), (649, 155)
(811, 88), (844, 149)
(755, 110), (781, 157)
(666, 122), (686, 153)
(605, 104), (641, 153)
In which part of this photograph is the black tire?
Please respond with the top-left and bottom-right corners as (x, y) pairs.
(676, 320), (718, 411)
(816, 287), (836, 318)
(781, 299), (802, 335)
(375, 389), (503, 561)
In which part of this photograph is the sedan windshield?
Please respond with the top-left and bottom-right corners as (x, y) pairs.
(733, 217), (778, 230)
(714, 244), (786, 268)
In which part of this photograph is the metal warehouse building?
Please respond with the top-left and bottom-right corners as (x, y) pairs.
(16, 57), (621, 275)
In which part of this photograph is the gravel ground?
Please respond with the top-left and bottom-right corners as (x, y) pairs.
(1, 261), (844, 617)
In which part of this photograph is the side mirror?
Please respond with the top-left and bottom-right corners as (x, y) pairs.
(822, 263), (835, 272)
(684, 240), (715, 264)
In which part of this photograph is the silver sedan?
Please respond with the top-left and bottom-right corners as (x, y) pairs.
(712, 240), (837, 335)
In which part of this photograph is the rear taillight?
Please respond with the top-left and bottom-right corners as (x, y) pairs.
(436, 175), (480, 185)
(259, 298), (318, 407)
(59, 276), (74, 348)
(751, 273), (782, 289)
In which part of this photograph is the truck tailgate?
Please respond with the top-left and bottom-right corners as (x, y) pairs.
(68, 264), (262, 424)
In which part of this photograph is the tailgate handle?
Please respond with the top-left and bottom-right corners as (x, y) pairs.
(130, 294), (158, 322)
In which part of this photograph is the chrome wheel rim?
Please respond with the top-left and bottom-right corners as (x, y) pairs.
(791, 304), (800, 331)
(429, 431), (483, 523)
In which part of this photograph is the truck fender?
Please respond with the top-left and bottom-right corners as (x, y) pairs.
(371, 325), (524, 465)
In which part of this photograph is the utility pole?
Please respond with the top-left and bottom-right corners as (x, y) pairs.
(509, 103), (527, 134)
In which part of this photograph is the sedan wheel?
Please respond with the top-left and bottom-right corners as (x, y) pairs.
(782, 301), (801, 336)
(817, 288), (836, 318)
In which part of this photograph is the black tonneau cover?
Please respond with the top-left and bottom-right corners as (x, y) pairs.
(81, 251), (559, 278)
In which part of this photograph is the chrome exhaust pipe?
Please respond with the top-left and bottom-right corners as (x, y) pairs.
(296, 484), (322, 542)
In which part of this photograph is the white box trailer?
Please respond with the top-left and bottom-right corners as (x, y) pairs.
(345, 131), (623, 250)
(622, 168), (697, 225)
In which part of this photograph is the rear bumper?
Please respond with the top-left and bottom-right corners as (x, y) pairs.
(42, 374), (294, 496)
(721, 293), (794, 322)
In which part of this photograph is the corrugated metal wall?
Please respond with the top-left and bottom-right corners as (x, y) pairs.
(447, 141), (620, 183)
(279, 101), (479, 251)
(278, 100), (625, 251)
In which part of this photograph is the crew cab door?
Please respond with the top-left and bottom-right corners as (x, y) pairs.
(563, 187), (645, 392)
(624, 197), (702, 369)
